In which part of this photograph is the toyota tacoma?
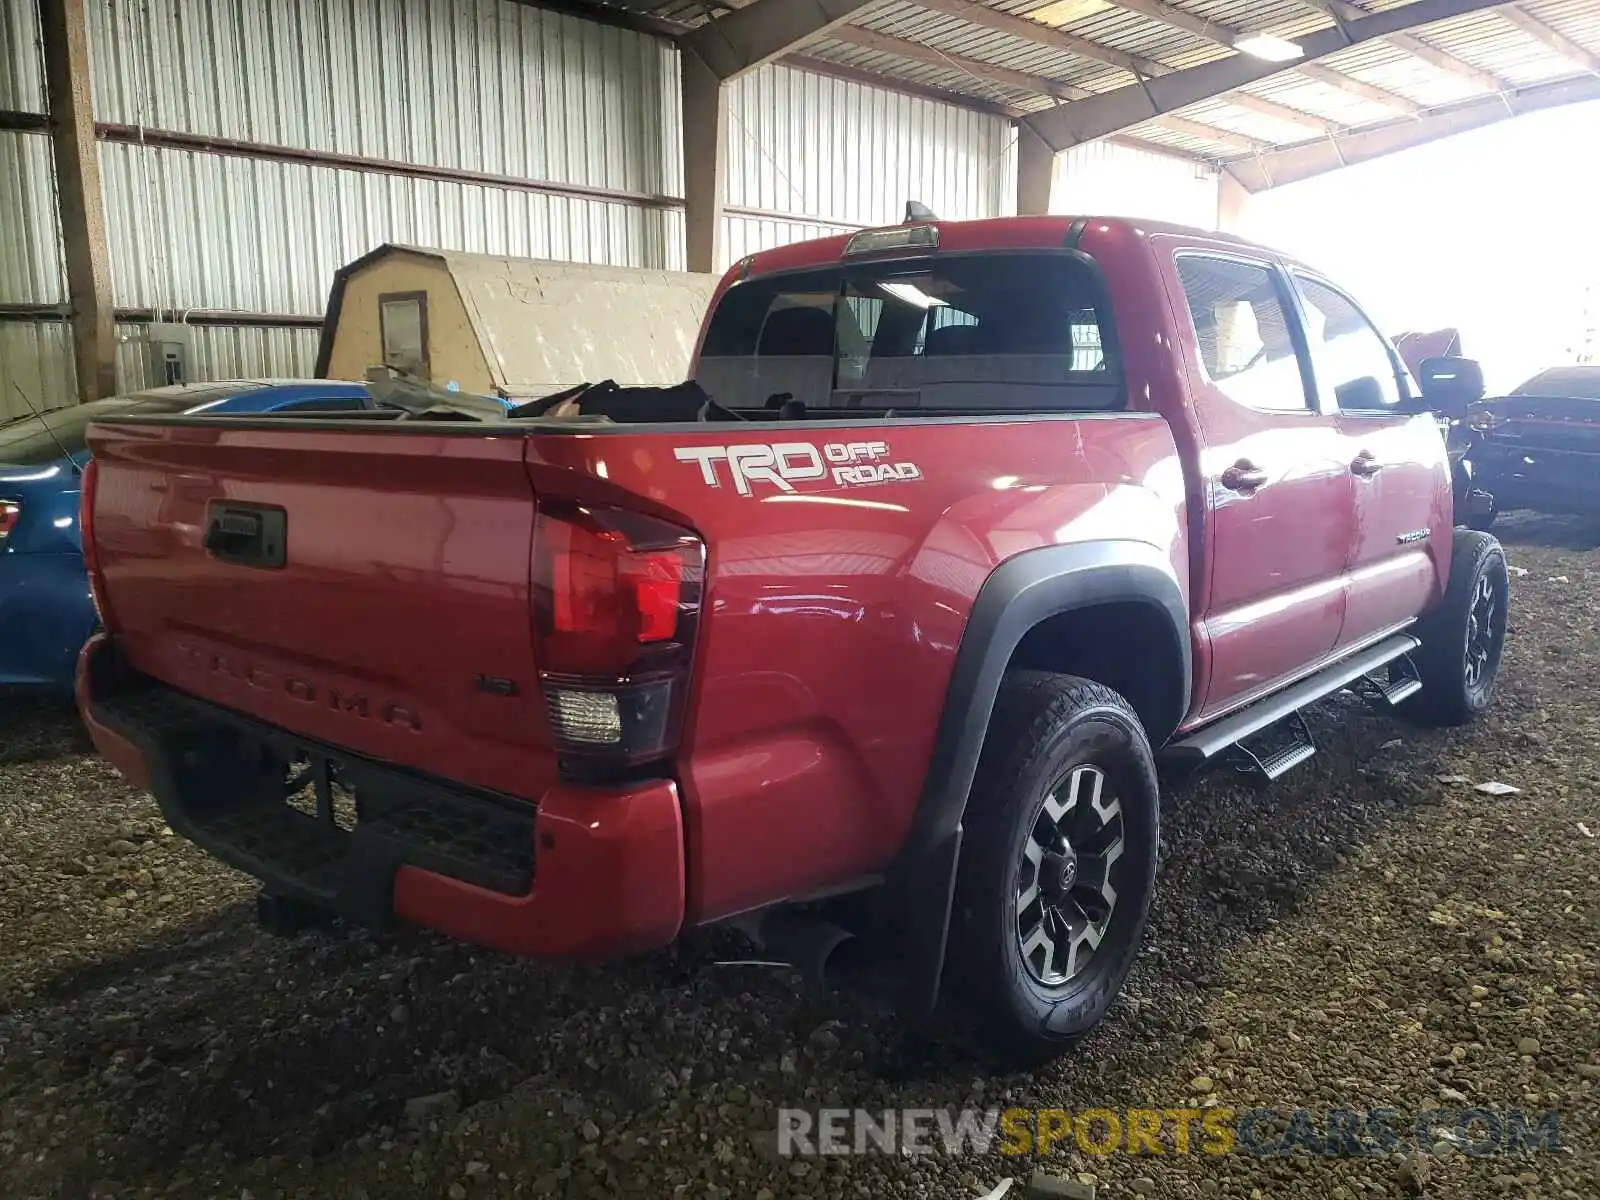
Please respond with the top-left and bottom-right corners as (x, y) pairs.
(75, 215), (1509, 1060)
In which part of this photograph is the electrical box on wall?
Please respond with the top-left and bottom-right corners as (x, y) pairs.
(147, 324), (193, 386)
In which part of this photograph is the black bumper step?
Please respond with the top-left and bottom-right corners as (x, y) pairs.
(93, 681), (536, 924)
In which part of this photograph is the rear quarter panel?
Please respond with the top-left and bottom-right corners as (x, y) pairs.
(529, 416), (1187, 922)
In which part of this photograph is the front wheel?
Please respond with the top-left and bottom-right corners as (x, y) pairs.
(1407, 529), (1509, 726)
(948, 672), (1159, 1064)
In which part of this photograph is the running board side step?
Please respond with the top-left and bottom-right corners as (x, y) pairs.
(1164, 633), (1421, 767)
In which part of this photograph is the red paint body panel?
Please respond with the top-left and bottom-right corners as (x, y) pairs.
(78, 214), (1454, 959)
(526, 417), (1186, 921)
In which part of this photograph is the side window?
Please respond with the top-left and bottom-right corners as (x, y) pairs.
(1176, 255), (1311, 414)
(1296, 277), (1403, 414)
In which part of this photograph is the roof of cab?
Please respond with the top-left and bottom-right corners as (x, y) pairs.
(732, 214), (1300, 284)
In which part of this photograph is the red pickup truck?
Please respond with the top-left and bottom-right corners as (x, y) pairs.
(76, 215), (1509, 1060)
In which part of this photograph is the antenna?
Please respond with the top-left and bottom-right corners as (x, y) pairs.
(11, 381), (83, 475)
(904, 200), (938, 222)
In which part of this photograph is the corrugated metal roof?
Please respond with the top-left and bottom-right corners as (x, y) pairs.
(611, 0), (1600, 165)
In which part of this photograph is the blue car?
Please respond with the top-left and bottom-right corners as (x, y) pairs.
(0, 379), (374, 691)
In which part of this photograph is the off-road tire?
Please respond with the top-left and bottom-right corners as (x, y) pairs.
(1407, 528), (1509, 726)
(947, 671), (1159, 1065)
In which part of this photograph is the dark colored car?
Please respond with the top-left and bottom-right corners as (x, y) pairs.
(0, 380), (373, 690)
(1465, 365), (1600, 527)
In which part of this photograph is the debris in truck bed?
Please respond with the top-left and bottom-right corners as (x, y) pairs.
(2, 511), (1597, 1200)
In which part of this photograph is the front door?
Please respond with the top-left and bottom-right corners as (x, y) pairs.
(1291, 274), (1450, 650)
(1165, 250), (1355, 720)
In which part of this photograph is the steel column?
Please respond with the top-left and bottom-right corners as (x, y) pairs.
(40, 0), (115, 403)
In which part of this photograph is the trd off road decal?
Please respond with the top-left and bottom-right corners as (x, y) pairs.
(673, 441), (922, 496)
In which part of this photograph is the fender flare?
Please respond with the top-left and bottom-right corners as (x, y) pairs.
(885, 539), (1190, 1010)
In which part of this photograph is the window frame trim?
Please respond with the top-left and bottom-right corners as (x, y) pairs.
(1287, 270), (1413, 419)
(1172, 249), (1321, 418)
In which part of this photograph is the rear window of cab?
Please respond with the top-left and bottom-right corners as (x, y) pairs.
(695, 251), (1122, 415)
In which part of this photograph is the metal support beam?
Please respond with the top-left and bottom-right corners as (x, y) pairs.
(1294, 61), (1421, 114)
(1223, 73), (1600, 190)
(1105, 0), (1418, 118)
(1016, 123), (1057, 214)
(914, 0), (1164, 78)
(828, 26), (1262, 153)
(40, 0), (114, 404)
(680, 0), (880, 82)
(681, 51), (728, 274)
(1023, 0), (1507, 152)
(1498, 6), (1600, 76)
(1298, 0), (1509, 92)
(829, 24), (1086, 100)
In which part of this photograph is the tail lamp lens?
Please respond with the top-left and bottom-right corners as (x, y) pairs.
(532, 502), (704, 768)
(0, 500), (19, 543)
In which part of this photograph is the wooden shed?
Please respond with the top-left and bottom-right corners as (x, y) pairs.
(314, 245), (720, 400)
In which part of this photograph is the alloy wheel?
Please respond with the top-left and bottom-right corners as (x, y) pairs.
(1015, 764), (1125, 986)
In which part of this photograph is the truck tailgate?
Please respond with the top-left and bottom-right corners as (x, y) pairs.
(88, 421), (553, 800)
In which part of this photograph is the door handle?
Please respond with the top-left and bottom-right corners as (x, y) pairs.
(204, 502), (287, 569)
(1220, 460), (1268, 492)
(1350, 452), (1384, 478)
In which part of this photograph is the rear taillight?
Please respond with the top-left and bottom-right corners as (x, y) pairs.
(79, 460), (113, 628)
(532, 501), (705, 771)
(0, 500), (19, 544)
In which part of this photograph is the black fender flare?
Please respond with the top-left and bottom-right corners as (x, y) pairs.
(884, 539), (1190, 1011)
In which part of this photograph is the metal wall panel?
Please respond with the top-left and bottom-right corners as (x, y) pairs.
(724, 62), (1016, 236)
(0, 0), (45, 114)
(1052, 140), (1220, 230)
(113, 322), (322, 393)
(86, 0), (679, 197)
(0, 320), (75, 418)
(98, 141), (685, 315)
(723, 214), (860, 266)
(0, 129), (64, 305)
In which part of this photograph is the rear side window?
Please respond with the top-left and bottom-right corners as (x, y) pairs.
(1295, 276), (1404, 414)
(695, 252), (1121, 414)
(1176, 255), (1311, 414)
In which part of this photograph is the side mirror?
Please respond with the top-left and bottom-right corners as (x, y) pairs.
(1417, 355), (1485, 419)
(1335, 374), (1388, 412)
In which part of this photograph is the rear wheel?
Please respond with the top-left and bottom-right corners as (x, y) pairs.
(1407, 529), (1509, 726)
(948, 672), (1158, 1064)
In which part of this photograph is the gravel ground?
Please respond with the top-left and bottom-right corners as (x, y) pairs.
(2, 514), (1597, 1200)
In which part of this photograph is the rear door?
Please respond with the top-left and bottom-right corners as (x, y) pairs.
(1163, 248), (1353, 719)
(1291, 273), (1449, 650)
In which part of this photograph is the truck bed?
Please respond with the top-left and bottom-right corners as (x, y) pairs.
(84, 409), (1187, 924)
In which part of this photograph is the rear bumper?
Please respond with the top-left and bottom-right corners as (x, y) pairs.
(76, 634), (685, 958)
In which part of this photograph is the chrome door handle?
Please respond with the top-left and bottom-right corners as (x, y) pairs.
(1220, 461), (1268, 492)
(1351, 452), (1384, 477)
